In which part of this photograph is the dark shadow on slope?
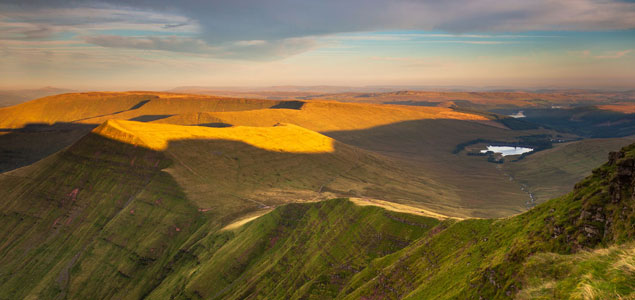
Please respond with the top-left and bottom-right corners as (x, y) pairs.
(0, 129), (440, 299)
(490, 106), (635, 138)
(72, 99), (153, 122)
(198, 122), (233, 128)
(383, 100), (442, 107)
(0, 131), (204, 299)
(269, 100), (305, 109)
(0, 122), (96, 173)
(128, 99), (151, 110)
(128, 115), (174, 122)
(321, 118), (589, 211)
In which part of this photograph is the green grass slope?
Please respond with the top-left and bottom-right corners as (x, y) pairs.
(0, 130), (204, 299)
(155, 143), (633, 299)
(142, 142), (633, 299)
(504, 137), (635, 204)
(1, 119), (633, 299)
(149, 199), (439, 299)
(0, 127), (633, 298)
(0, 119), (450, 299)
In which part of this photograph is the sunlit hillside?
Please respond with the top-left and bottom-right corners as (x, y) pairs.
(0, 92), (290, 129)
(154, 101), (491, 131)
(95, 119), (337, 153)
(2, 92), (629, 217)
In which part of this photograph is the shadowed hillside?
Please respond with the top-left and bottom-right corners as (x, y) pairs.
(149, 142), (635, 299)
(88, 120), (464, 218)
(503, 137), (635, 203)
(0, 119), (453, 299)
(0, 122), (96, 172)
(1, 122), (633, 298)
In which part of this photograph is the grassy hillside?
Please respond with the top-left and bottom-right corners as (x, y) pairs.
(155, 143), (635, 299)
(0, 91), (622, 218)
(154, 101), (490, 131)
(90, 120), (462, 217)
(504, 137), (635, 204)
(155, 104), (564, 217)
(0, 92), (292, 129)
(0, 116), (633, 298)
(0, 119), (447, 299)
(0, 92), (295, 173)
(0, 92), (492, 175)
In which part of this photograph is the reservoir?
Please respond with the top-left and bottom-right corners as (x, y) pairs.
(509, 111), (526, 118)
(481, 146), (533, 156)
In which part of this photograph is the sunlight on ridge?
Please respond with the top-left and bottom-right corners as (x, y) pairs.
(154, 101), (490, 131)
(94, 119), (336, 153)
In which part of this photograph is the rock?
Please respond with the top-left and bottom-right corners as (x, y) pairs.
(583, 225), (600, 237)
(608, 151), (624, 165)
(592, 213), (605, 222)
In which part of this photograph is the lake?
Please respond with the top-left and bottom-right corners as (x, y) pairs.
(509, 111), (526, 118)
(481, 145), (533, 156)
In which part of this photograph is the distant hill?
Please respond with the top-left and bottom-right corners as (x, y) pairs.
(0, 87), (73, 108)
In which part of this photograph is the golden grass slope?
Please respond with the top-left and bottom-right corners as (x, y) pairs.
(0, 92), (289, 129)
(596, 103), (635, 114)
(91, 119), (466, 219)
(94, 119), (336, 153)
(154, 101), (490, 131)
(0, 92), (492, 132)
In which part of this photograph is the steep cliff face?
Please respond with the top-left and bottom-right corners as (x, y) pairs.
(570, 144), (635, 249)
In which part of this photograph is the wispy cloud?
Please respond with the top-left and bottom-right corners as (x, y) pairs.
(328, 32), (556, 42)
(79, 34), (318, 60)
(568, 49), (632, 59)
(368, 56), (444, 68)
(2, 0), (634, 60)
(82, 35), (213, 53)
(594, 49), (632, 59)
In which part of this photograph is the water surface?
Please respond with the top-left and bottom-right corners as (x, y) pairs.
(481, 146), (533, 156)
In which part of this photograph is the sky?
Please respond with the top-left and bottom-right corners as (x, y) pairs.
(1, 0), (634, 90)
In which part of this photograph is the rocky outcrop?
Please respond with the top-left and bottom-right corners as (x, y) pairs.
(575, 146), (635, 249)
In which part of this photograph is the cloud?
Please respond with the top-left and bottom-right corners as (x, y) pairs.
(82, 35), (213, 53)
(568, 49), (632, 59)
(0, 6), (199, 41)
(106, 0), (635, 39)
(80, 34), (318, 60)
(594, 49), (632, 59)
(1, 0), (635, 59)
(233, 40), (268, 46)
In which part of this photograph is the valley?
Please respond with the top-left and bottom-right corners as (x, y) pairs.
(0, 90), (633, 299)
(2, 1), (634, 298)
